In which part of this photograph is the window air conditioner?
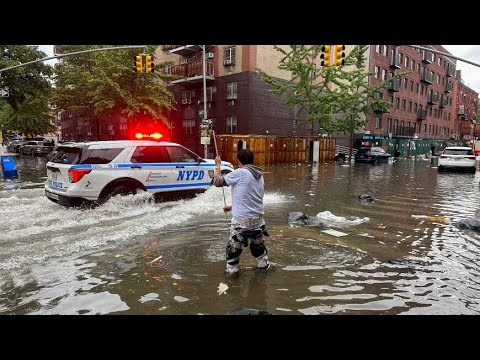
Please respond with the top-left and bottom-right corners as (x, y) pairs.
(206, 52), (214, 59)
(223, 59), (234, 66)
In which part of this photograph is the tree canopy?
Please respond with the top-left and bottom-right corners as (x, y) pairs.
(0, 45), (55, 136)
(258, 45), (401, 137)
(0, 45), (53, 110)
(53, 45), (177, 128)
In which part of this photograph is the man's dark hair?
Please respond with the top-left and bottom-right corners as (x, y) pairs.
(237, 149), (254, 165)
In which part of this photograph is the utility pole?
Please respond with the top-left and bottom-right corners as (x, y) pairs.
(202, 45), (208, 159)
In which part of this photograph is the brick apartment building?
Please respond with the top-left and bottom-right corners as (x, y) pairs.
(156, 45), (317, 156)
(455, 70), (479, 139)
(360, 45), (478, 146)
(56, 45), (478, 153)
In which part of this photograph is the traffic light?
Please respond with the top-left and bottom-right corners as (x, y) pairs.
(135, 55), (143, 73)
(334, 45), (345, 66)
(320, 45), (331, 67)
(146, 55), (154, 73)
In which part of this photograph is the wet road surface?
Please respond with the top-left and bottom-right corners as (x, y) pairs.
(1, 154), (480, 314)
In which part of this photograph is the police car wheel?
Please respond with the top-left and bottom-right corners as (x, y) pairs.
(105, 185), (138, 201)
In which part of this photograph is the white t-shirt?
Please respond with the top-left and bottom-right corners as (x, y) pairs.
(224, 168), (264, 221)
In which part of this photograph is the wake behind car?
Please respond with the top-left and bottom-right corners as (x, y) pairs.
(437, 146), (477, 173)
(44, 140), (234, 207)
(354, 146), (392, 163)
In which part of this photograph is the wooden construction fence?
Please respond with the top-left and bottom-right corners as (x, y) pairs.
(214, 135), (336, 166)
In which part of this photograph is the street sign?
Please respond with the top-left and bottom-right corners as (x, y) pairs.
(0, 88), (9, 97)
(201, 136), (210, 145)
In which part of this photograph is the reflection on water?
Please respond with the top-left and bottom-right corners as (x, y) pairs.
(1, 157), (480, 314)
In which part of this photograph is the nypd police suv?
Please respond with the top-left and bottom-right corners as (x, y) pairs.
(44, 140), (234, 207)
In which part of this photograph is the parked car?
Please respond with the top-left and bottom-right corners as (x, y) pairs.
(354, 147), (392, 163)
(437, 146), (477, 173)
(6, 140), (27, 153)
(44, 140), (234, 207)
(19, 141), (55, 156)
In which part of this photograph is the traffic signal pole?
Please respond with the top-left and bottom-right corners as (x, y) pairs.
(408, 45), (480, 68)
(0, 45), (147, 74)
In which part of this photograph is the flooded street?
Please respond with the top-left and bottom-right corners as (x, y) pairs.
(1, 154), (480, 314)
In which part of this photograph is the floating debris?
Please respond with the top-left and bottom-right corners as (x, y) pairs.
(322, 229), (348, 237)
(217, 282), (229, 295)
(174, 296), (189, 303)
(148, 255), (163, 264)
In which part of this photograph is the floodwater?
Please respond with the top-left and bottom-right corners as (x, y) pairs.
(1, 153), (480, 315)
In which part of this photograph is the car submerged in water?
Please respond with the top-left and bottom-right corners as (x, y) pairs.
(354, 147), (392, 163)
(44, 140), (234, 207)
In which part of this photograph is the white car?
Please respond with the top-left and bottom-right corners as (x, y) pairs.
(438, 146), (477, 173)
(44, 140), (234, 207)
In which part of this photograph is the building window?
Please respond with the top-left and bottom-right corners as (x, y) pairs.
(408, 101), (412, 112)
(424, 124), (427, 133)
(224, 46), (236, 66)
(404, 56), (409, 68)
(374, 65), (380, 79)
(383, 45), (388, 57)
(226, 116), (237, 133)
(375, 45), (381, 53)
(120, 123), (127, 136)
(387, 118), (392, 133)
(382, 68), (387, 80)
(395, 98), (400, 109)
(411, 60), (415, 71)
(401, 99), (406, 111)
(227, 82), (238, 100)
(414, 103), (418, 113)
(438, 57), (442, 66)
(375, 116), (382, 129)
(403, 78), (407, 89)
(416, 83), (419, 94)
(182, 119), (195, 134)
(181, 90), (192, 105)
(437, 74), (440, 84)
(410, 80), (414, 91)
(394, 119), (398, 134)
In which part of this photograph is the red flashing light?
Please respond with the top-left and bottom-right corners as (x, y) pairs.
(151, 132), (163, 140)
(68, 168), (92, 183)
(134, 132), (163, 141)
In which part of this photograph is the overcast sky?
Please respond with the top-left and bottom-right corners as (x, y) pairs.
(36, 45), (480, 94)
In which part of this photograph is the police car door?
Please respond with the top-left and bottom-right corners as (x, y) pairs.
(165, 145), (210, 192)
(128, 145), (173, 194)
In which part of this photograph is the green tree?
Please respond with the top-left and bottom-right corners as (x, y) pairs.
(259, 45), (405, 160)
(258, 45), (338, 135)
(53, 45), (177, 134)
(0, 45), (53, 110)
(0, 95), (56, 137)
(331, 45), (401, 160)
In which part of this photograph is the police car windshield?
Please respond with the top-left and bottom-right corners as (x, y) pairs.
(50, 146), (124, 164)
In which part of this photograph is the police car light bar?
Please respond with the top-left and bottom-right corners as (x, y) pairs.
(135, 132), (163, 140)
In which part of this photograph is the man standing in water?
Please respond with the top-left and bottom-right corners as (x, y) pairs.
(214, 149), (271, 276)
